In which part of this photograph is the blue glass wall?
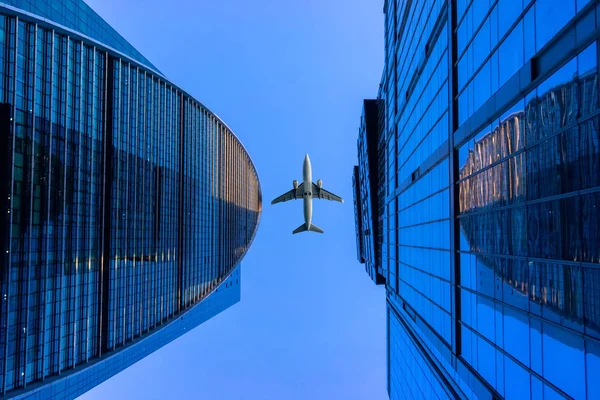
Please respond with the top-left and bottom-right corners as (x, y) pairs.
(0, 0), (262, 398)
(13, 266), (242, 400)
(0, 0), (159, 72)
(354, 0), (600, 399)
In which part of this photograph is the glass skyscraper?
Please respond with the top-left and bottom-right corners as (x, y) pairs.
(354, 0), (600, 399)
(0, 1), (262, 399)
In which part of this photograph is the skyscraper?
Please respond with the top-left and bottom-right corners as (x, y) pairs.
(354, 0), (600, 399)
(0, 1), (262, 398)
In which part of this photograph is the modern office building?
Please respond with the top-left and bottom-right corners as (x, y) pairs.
(354, 0), (600, 399)
(0, 0), (262, 399)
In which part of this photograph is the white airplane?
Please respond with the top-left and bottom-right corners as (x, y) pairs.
(271, 154), (343, 234)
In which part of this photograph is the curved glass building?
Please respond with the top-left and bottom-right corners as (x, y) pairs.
(0, 1), (262, 398)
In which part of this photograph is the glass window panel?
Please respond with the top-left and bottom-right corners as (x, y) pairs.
(543, 383), (566, 400)
(477, 334), (497, 386)
(504, 354), (531, 399)
(458, 49), (470, 90)
(472, 18), (491, 71)
(534, 59), (578, 140)
(461, 324), (474, 364)
(578, 44), (599, 117)
(503, 306), (530, 366)
(471, 0), (492, 32)
(578, 42), (597, 75)
(535, 0), (575, 51)
(497, 0), (523, 40)
(583, 266), (600, 339)
(477, 294), (495, 341)
(531, 375), (543, 399)
(462, 288), (475, 327)
(473, 61), (491, 112)
(458, 86), (470, 126)
(577, 0), (592, 10)
(579, 118), (600, 192)
(460, 252), (473, 289)
(521, 8), (535, 62)
(491, 52), (499, 94)
(581, 192), (600, 264)
(529, 317), (543, 374)
(502, 259), (529, 310)
(542, 321), (585, 399)
(457, 0), (470, 21)
(499, 21), (524, 87)
(587, 339), (600, 399)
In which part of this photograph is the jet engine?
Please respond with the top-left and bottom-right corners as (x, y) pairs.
(293, 180), (298, 189)
(317, 179), (323, 188)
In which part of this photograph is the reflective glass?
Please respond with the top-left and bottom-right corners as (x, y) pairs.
(360, 1), (600, 399)
(499, 21), (523, 87)
(535, 0), (575, 51)
(542, 322), (585, 399)
(0, 1), (261, 396)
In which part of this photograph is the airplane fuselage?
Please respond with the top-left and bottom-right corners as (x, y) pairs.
(303, 154), (312, 229)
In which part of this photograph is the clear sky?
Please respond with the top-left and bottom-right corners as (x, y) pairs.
(80, 1), (386, 399)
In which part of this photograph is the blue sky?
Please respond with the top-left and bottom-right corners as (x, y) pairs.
(81, 1), (386, 399)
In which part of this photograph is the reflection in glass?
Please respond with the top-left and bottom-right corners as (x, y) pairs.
(458, 45), (600, 343)
(0, 7), (262, 397)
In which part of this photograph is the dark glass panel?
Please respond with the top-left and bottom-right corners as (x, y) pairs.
(537, 59), (578, 136)
(541, 263), (583, 331)
(583, 267), (600, 339)
(581, 192), (600, 263)
(526, 136), (561, 201)
(475, 255), (495, 297)
(579, 117), (600, 191)
(561, 196), (581, 261)
(560, 128), (582, 192)
(578, 43), (598, 117)
(501, 259), (529, 311)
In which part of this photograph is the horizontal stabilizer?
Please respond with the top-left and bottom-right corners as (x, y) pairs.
(309, 223), (324, 233)
(292, 223), (324, 234)
(292, 224), (307, 234)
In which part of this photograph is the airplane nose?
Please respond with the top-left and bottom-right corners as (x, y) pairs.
(305, 154), (309, 162)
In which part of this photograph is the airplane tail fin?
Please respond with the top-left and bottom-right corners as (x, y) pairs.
(292, 223), (324, 234)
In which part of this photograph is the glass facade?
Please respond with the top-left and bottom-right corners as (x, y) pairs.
(354, 0), (600, 399)
(14, 266), (242, 400)
(1, 0), (159, 73)
(354, 100), (385, 285)
(0, 1), (262, 398)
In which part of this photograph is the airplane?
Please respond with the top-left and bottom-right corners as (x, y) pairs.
(271, 154), (343, 234)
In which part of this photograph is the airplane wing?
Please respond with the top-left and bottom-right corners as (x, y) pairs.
(311, 183), (343, 203)
(271, 183), (304, 205)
